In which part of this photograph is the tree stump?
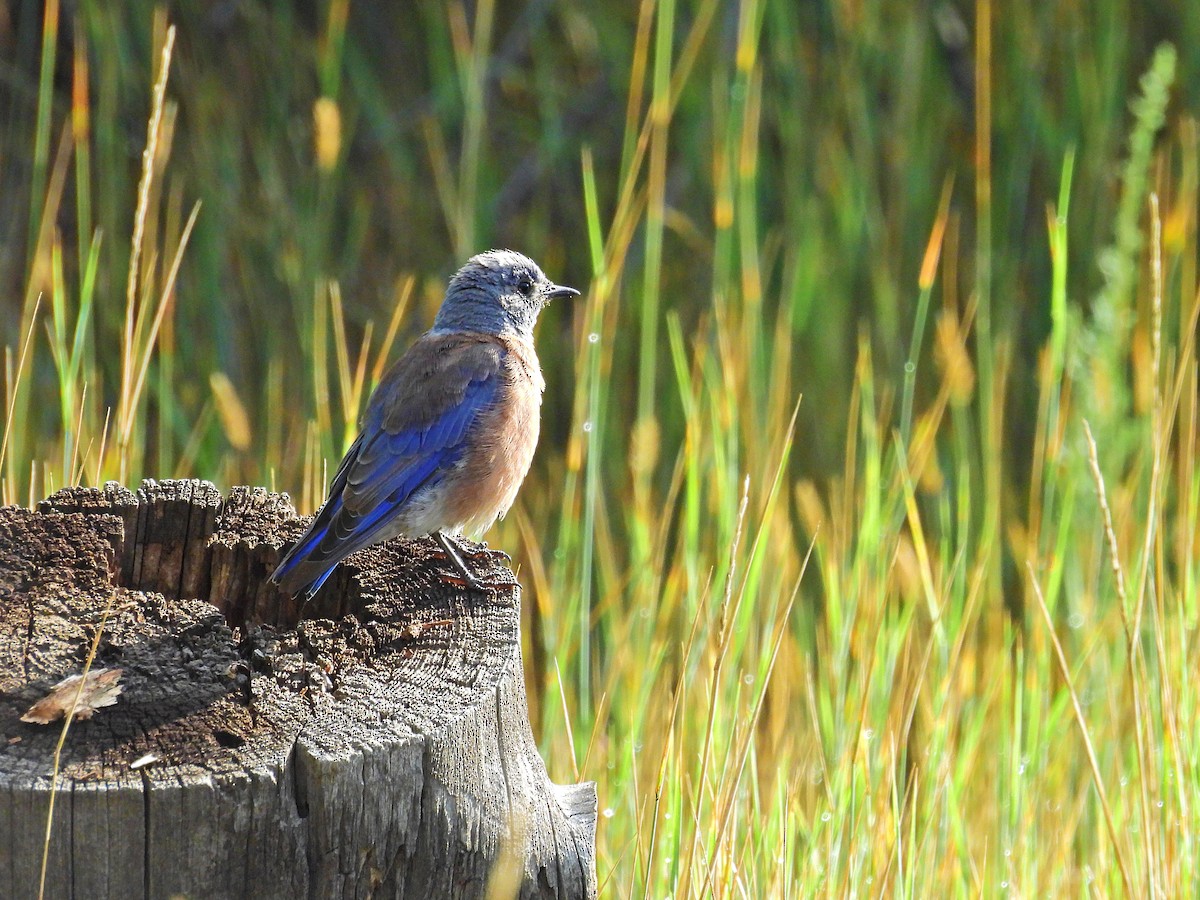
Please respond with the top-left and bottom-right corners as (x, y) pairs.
(0, 479), (596, 899)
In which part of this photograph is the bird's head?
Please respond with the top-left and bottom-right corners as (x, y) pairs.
(433, 250), (579, 338)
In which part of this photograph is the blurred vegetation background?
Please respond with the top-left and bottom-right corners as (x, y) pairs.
(3, 1), (1193, 488)
(2, 0), (1200, 894)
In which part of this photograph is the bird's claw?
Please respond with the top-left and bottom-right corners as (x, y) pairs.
(441, 571), (493, 592)
(433, 530), (496, 592)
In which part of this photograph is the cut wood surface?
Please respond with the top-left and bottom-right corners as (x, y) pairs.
(0, 479), (596, 900)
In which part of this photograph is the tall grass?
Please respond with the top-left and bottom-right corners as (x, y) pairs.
(2, 1), (1199, 895)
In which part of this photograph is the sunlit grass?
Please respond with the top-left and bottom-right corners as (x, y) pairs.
(2, 1), (1199, 896)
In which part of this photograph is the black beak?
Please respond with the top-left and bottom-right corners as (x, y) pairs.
(542, 282), (581, 303)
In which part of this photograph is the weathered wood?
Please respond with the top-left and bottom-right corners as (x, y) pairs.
(0, 479), (596, 899)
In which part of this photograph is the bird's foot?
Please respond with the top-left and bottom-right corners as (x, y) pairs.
(433, 531), (493, 592)
(457, 539), (507, 562)
(482, 546), (512, 563)
(441, 570), (492, 592)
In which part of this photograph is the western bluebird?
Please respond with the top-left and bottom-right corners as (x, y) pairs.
(271, 249), (578, 601)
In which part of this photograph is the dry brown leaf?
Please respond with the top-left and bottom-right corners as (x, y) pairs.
(21, 668), (124, 725)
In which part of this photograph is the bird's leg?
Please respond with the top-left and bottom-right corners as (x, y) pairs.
(433, 530), (487, 591)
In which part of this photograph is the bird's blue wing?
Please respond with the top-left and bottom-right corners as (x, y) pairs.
(272, 338), (505, 597)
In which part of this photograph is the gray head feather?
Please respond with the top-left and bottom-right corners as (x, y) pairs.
(432, 250), (578, 338)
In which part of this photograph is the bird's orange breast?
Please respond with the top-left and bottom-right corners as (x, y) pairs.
(442, 336), (544, 535)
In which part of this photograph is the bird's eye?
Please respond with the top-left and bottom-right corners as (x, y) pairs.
(516, 273), (535, 295)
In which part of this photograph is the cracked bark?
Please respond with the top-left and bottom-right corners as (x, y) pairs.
(0, 479), (596, 899)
